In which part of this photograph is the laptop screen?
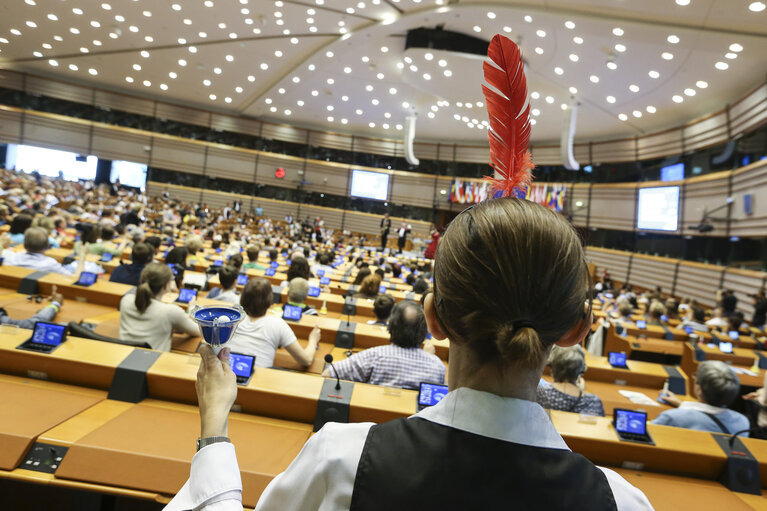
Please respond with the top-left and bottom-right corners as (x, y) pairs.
(608, 352), (627, 367)
(265, 268), (276, 276)
(418, 382), (449, 407)
(729, 330), (739, 340)
(237, 274), (249, 286)
(76, 272), (98, 286)
(636, 320), (647, 329)
(719, 341), (733, 354)
(283, 304), (302, 321)
(32, 322), (66, 346)
(229, 353), (255, 379)
(213, 260), (224, 267)
(615, 409), (647, 435)
(320, 277), (330, 285)
(100, 252), (114, 262)
(308, 286), (321, 297)
(177, 288), (198, 303)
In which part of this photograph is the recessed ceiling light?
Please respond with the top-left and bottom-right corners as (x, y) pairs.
(649, 70), (660, 79)
(356, 109), (363, 115)
(536, 30), (546, 38)
(423, 73), (431, 80)
(676, 0), (690, 5)
(667, 35), (680, 44)
(70, 28), (80, 34)
(696, 80), (709, 88)
(725, 52), (738, 59)
(161, 84), (169, 91)
(326, 105), (334, 112)
(381, 46), (389, 53)
(129, 25), (138, 32)
(661, 52), (674, 60)
(143, 80), (152, 87)
(503, 26), (512, 33)
(606, 61), (618, 70)
(132, 64), (142, 71)
(633, 110), (642, 118)
(531, 91), (540, 99)
(369, 122), (376, 128)
(209, 94), (217, 100)
(297, 100), (304, 106)
(524, 15), (532, 22)
(606, 96), (616, 103)
(248, 75), (255, 82)
(203, 79), (211, 86)
(184, 18), (192, 25)
(327, 78), (334, 84)
(377, 72), (385, 79)
(749, 2), (766, 12)
(278, 88), (285, 94)
(178, 59), (187, 66)
(487, 12), (496, 19)
(372, 99), (380, 105)
(80, 47), (89, 53)
(48, 59), (58, 67)
(326, 116), (334, 122)
(684, 88), (696, 96)
(290, 37), (298, 44)
(72, 7), (83, 14)
(343, 119), (350, 125)
(569, 54), (579, 62)
(145, 36), (154, 42)
(646, 106), (657, 113)
(169, 72), (178, 79)
(409, 65), (418, 72)
(589, 75), (599, 83)
(214, 67), (222, 74)
(612, 28), (624, 36)
(33, 51), (42, 57)
(260, 63), (268, 70)
(274, 50), (283, 57)
(265, 98), (273, 104)
(10, 29), (21, 36)
(125, 76), (133, 83)
(270, 107), (277, 112)
(444, 70), (453, 77)
(473, 26), (481, 33)
(715, 61), (729, 70)
(311, 90), (319, 96)
(565, 21), (575, 29)
(573, 36), (583, 44)
(554, 67), (564, 75)
(535, 47), (544, 55)
(25, 0), (36, 4)
(672, 95), (684, 103)
(172, 4), (181, 11)
(292, 76), (300, 83)
(141, 51), (150, 58)
(189, 46), (197, 53)
(531, 108), (540, 116)
(25, 21), (37, 28)
(101, 3), (112, 10)
(729, 43), (744, 52)
(545, 96), (554, 104)
(226, 55), (234, 62)
(308, 64), (316, 70)
(54, 35), (63, 41)
(235, 86), (243, 93)
(629, 84), (639, 92)
(428, 112), (436, 119)
(342, 96), (349, 101)
(569, 86), (578, 94)
(618, 113), (628, 121)
(46, 14), (58, 21)
(614, 44), (627, 53)
(530, 119), (536, 125)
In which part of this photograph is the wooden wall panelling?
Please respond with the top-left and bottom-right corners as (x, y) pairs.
(209, 114), (262, 137)
(629, 254), (678, 295)
(259, 123), (308, 145)
(730, 163), (767, 237)
(529, 144), (560, 166)
(585, 247), (631, 284)
(308, 131), (352, 152)
(148, 182), (201, 206)
(589, 184), (636, 231)
(636, 129), (684, 161)
(683, 112), (728, 153)
(255, 152), (304, 188)
(390, 171), (435, 208)
(24, 75), (95, 107)
(0, 107), (23, 144)
(674, 262), (725, 308)
(154, 102), (211, 128)
(432, 176), (453, 210)
(0, 70), (25, 91)
(590, 137), (636, 164)
(150, 137), (206, 174)
(22, 112), (91, 155)
(570, 184), (590, 228)
(90, 125), (152, 164)
(204, 146), (256, 183)
(729, 83), (767, 135)
(353, 136), (401, 157)
(92, 90), (156, 118)
(453, 144), (490, 164)
(413, 142), (439, 161)
(302, 160), (349, 197)
(573, 143), (590, 165)
(682, 172), (731, 237)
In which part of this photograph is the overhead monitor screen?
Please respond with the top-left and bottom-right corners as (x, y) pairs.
(636, 186), (680, 232)
(350, 169), (390, 201)
(660, 162), (684, 182)
(111, 160), (148, 190)
(6, 144), (97, 181)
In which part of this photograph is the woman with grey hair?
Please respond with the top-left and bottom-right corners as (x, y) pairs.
(536, 346), (605, 416)
(654, 360), (749, 434)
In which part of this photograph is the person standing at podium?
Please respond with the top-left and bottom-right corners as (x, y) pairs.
(166, 198), (652, 511)
(379, 213), (391, 251)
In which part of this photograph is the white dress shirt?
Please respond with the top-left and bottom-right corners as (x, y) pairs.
(165, 388), (653, 511)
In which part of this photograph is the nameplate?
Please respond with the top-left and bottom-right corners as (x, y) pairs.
(17, 271), (50, 296)
(107, 349), (162, 403)
(313, 378), (353, 432)
(662, 365), (687, 395)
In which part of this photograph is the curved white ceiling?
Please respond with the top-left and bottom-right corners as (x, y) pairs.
(1, 0), (766, 145)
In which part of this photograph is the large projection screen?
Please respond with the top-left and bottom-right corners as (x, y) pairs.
(350, 169), (390, 201)
(636, 186), (680, 231)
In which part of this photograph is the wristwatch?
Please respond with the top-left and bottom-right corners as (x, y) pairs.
(196, 436), (230, 451)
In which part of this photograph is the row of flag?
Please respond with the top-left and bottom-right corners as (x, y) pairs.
(448, 178), (566, 213)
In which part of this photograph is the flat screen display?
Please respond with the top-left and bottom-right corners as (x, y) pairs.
(76, 272), (98, 286)
(212, 260), (224, 267)
(636, 320), (647, 329)
(177, 288), (197, 303)
(316, 269), (325, 277)
(637, 187), (680, 231)
(660, 162), (684, 182)
(265, 268), (276, 276)
(320, 277), (330, 285)
(308, 286), (321, 297)
(32, 322), (67, 346)
(614, 409), (647, 435)
(719, 341), (733, 353)
(350, 169), (390, 201)
(110, 160), (148, 191)
(608, 352), (628, 368)
(100, 252), (114, 262)
(418, 382), (449, 407)
(283, 304), (302, 321)
(729, 330), (739, 340)
(237, 274), (249, 286)
(229, 353), (255, 379)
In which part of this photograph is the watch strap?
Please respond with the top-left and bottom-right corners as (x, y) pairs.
(196, 436), (231, 451)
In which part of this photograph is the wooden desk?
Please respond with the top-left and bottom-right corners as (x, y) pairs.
(583, 352), (688, 390)
(0, 374), (104, 471)
(0, 292), (117, 326)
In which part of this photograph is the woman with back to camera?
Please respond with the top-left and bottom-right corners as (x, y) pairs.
(537, 345), (605, 416)
(165, 35), (651, 511)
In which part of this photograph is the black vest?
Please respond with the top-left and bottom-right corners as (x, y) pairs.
(350, 417), (618, 511)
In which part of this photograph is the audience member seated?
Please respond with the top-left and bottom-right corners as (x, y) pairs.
(654, 360), (749, 435)
(367, 294), (394, 326)
(413, 277), (430, 295)
(242, 245), (265, 270)
(645, 301), (667, 327)
(536, 346), (605, 417)
(727, 311), (745, 334)
(352, 266), (372, 286)
(110, 242), (154, 287)
(165, 235), (204, 270)
(664, 298), (680, 321)
(7, 213), (33, 245)
(118, 263), (200, 351)
(614, 301), (634, 328)
(323, 301), (445, 389)
(705, 307), (728, 329)
(227, 278), (320, 368)
(0, 286), (63, 329)
(680, 306), (708, 333)
(283, 277), (318, 316)
(76, 225), (127, 256)
(1, 227), (95, 276)
(207, 265), (240, 304)
(752, 290), (767, 330)
(312, 252), (334, 276)
(742, 372), (767, 440)
(354, 274), (382, 300)
(226, 253), (244, 272)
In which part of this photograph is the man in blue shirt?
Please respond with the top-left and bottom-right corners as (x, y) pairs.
(654, 360), (750, 435)
(109, 243), (154, 287)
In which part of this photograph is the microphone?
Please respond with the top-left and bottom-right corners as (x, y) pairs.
(729, 427), (766, 449)
(324, 354), (341, 390)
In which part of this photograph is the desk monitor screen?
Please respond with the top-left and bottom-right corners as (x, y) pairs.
(719, 341), (734, 354)
(308, 286), (321, 297)
(316, 269), (325, 277)
(167, 263), (179, 276)
(661, 314), (669, 323)
(212, 260), (224, 267)
(216, 247), (223, 253)
(604, 293), (614, 299)
(237, 274), (249, 286)
(283, 304), (302, 322)
(176, 288), (197, 304)
(75, 271), (97, 287)
(265, 268), (276, 277)
(270, 261), (279, 269)
(614, 408), (648, 436)
(31, 322), (67, 346)
(286, 260), (292, 267)
(684, 325), (694, 334)
(229, 352), (255, 384)
(418, 382), (449, 408)
(608, 352), (628, 369)
(729, 330), (739, 340)
(100, 252), (114, 262)
(379, 285), (387, 294)
(636, 320), (647, 329)
(320, 277), (330, 286)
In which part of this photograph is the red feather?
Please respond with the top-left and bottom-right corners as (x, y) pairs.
(482, 34), (535, 197)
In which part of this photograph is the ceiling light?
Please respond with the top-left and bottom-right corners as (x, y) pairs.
(729, 43), (743, 52)
(573, 36), (583, 44)
(143, 10), (152, 17)
(473, 26), (481, 33)
(189, 46), (197, 53)
(402, 101), (410, 108)
(503, 26), (512, 33)
(278, 88), (285, 94)
(524, 15), (533, 22)
(569, 86), (578, 94)
(204, 0), (214, 6)
(26, 21), (37, 28)
(632, 110), (642, 118)
(388, 87), (397, 95)
(423, 73), (431, 80)
(327, 78), (334, 84)
(70, 28), (80, 34)
(684, 88), (696, 96)
(265, 98), (273, 104)
(613, 28), (624, 36)
(565, 21), (575, 29)
(73, 8), (83, 14)
(356, 109), (363, 115)
(214, 67), (222, 74)
(290, 37), (298, 44)
(377, 72), (385, 79)
(438, 59), (447, 67)
(532, 108), (540, 116)
(326, 116), (334, 122)
(143, 80), (152, 87)
(649, 70), (660, 79)
(101, 3), (112, 10)
(531, 91), (540, 99)
(141, 51), (150, 58)
(209, 94), (217, 100)
(235, 87), (243, 93)
(535, 47), (544, 55)
(372, 99), (379, 105)
(203, 79), (211, 86)
(409, 65), (418, 72)
(226, 55), (234, 62)
(260, 63), (268, 70)
(749, 2), (766, 12)
(381, 46), (389, 53)
(662, 52), (674, 60)
(629, 84), (639, 92)
(248, 75), (255, 82)
(326, 105), (334, 112)
(696, 80), (709, 88)
(125, 76), (133, 83)
(646, 106), (657, 113)
(366, 85), (374, 91)
(80, 47), (89, 53)
(296, 100), (304, 106)
(169, 72), (177, 79)
(487, 12), (496, 19)
(33, 51), (42, 57)
(667, 35), (680, 44)
(606, 96), (616, 103)
(725, 52), (738, 59)
(606, 61), (618, 70)
(25, 0), (36, 4)
(614, 44), (626, 52)
(427, 112), (435, 119)
(129, 26), (138, 32)
(676, 0), (690, 4)
(618, 113), (628, 121)
(368, 122), (376, 128)
(589, 75), (599, 83)
(172, 4), (181, 11)
(292, 76), (300, 83)
(311, 90), (318, 96)
(569, 54), (579, 62)
(545, 96), (554, 104)
(424, 53), (434, 61)
(270, 107), (277, 112)
(308, 64), (316, 70)
(274, 50), (283, 57)
(132, 64), (142, 71)
(10, 29), (21, 36)
(183, 18), (192, 25)
(554, 67), (564, 75)
(715, 61), (729, 70)
(672, 95), (684, 103)
(536, 30), (546, 38)
(161, 84), (169, 91)
(178, 59), (187, 66)
(444, 70), (453, 77)
(48, 59), (58, 67)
